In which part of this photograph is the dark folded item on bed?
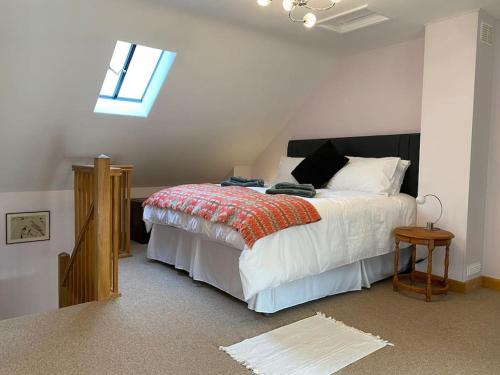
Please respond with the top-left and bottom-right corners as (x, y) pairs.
(266, 183), (316, 198)
(273, 182), (315, 191)
(221, 176), (265, 187)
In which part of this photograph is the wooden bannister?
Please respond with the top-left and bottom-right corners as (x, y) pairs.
(117, 165), (133, 258)
(58, 156), (133, 308)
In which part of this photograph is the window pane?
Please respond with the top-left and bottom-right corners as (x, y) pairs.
(99, 69), (120, 97)
(99, 41), (132, 97)
(118, 45), (162, 100)
(109, 41), (132, 73)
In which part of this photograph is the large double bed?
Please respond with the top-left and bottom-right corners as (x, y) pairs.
(144, 134), (420, 313)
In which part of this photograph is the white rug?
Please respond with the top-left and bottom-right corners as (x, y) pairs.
(220, 312), (392, 375)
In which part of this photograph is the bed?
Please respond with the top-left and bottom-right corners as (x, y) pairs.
(145, 134), (420, 313)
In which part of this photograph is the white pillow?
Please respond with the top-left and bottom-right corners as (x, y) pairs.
(327, 156), (400, 195)
(389, 159), (411, 195)
(271, 156), (304, 185)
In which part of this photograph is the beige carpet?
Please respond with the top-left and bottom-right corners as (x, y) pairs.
(1, 243), (499, 375)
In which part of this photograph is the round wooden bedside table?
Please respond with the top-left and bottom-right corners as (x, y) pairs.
(393, 226), (455, 302)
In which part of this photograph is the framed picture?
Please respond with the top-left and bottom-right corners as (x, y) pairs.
(6, 211), (50, 244)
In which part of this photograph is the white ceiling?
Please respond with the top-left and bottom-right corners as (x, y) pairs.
(0, 0), (499, 192)
(165, 0), (500, 53)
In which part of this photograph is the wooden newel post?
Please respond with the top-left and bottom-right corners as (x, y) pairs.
(94, 155), (112, 301)
(58, 252), (70, 308)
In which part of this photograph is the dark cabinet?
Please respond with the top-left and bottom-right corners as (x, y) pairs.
(130, 198), (150, 244)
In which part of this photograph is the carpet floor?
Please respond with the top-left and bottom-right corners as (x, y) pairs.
(1, 243), (499, 375)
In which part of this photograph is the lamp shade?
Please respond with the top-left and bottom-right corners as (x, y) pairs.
(416, 194), (443, 230)
(416, 195), (426, 205)
(257, 0), (272, 6)
(303, 13), (317, 28)
(283, 0), (294, 11)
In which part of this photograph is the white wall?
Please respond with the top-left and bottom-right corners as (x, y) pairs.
(0, 187), (164, 320)
(418, 11), (496, 281)
(417, 12), (478, 281)
(466, 10), (496, 278)
(252, 38), (425, 182)
(130, 187), (166, 199)
(483, 19), (500, 279)
(0, 191), (74, 320)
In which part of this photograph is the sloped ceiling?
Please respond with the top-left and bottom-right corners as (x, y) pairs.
(1, 0), (500, 192)
(0, 0), (335, 192)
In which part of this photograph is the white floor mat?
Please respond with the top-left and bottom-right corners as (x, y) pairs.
(220, 312), (392, 375)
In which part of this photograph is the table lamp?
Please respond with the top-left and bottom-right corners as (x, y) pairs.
(416, 194), (443, 231)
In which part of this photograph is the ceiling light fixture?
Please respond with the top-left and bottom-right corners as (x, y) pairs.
(257, 0), (337, 28)
(257, 0), (272, 6)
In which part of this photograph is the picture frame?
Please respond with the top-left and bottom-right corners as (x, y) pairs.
(6, 211), (50, 244)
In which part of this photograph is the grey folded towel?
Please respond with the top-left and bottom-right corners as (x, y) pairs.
(266, 188), (316, 198)
(273, 182), (315, 191)
(221, 176), (265, 187)
(266, 183), (316, 198)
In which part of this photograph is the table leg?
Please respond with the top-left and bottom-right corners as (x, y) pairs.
(393, 240), (400, 292)
(410, 244), (416, 285)
(426, 240), (434, 302)
(444, 242), (450, 294)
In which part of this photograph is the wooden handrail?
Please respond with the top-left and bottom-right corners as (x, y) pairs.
(59, 158), (132, 308)
(62, 202), (94, 286)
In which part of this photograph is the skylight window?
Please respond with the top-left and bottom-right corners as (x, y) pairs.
(94, 41), (176, 118)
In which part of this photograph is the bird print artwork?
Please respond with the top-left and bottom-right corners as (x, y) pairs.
(7, 212), (49, 244)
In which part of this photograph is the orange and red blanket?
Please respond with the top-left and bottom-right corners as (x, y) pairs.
(143, 184), (321, 248)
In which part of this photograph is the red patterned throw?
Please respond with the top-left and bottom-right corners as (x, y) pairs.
(144, 184), (321, 248)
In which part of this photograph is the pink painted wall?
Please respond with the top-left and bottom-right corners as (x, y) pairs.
(252, 38), (425, 182)
(417, 11), (482, 282)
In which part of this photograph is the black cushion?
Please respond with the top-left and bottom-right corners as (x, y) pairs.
(291, 141), (348, 189)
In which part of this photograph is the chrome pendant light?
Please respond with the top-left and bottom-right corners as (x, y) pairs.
(257, 0), (337, 28)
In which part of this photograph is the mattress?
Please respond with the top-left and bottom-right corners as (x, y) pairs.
(144, 188), (416, 300)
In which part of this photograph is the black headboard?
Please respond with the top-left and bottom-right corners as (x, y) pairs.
(287, 133), (420, 197)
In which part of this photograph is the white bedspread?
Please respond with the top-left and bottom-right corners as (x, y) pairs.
(143, 188), (416, 300)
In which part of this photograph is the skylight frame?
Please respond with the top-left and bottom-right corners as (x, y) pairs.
(98, 43), (164, 104)
(94, 41), (176, 118)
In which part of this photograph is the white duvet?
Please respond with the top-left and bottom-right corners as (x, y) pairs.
(143, 188), (416, 300)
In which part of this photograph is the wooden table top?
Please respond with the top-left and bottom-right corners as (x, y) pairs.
(395, 226), (455, 241)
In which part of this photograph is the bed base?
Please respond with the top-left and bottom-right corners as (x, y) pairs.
(147, 224), (411, 313)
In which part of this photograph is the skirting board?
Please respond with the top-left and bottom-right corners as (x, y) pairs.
(450, 276), (483, 294)
(482, 276), (500, 291)
(413, 272), (500, 293)
(413, 271), (484, 294)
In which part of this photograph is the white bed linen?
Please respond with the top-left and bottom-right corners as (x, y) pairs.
(147, 224), (412, 313)
(143, 188), (416, 300)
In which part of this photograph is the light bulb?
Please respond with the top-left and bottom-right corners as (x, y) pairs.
(416, 195), (426, 204)
(257, 0), (272, 6)
(282, 0), (294, 11)
(303, 12), (317, 28)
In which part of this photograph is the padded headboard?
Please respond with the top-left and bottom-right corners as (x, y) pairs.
(287, 133), (421, 197)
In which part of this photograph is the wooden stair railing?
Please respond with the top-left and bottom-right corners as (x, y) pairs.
(58, 156), (133, 308)
(58, 203), (95, 307)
